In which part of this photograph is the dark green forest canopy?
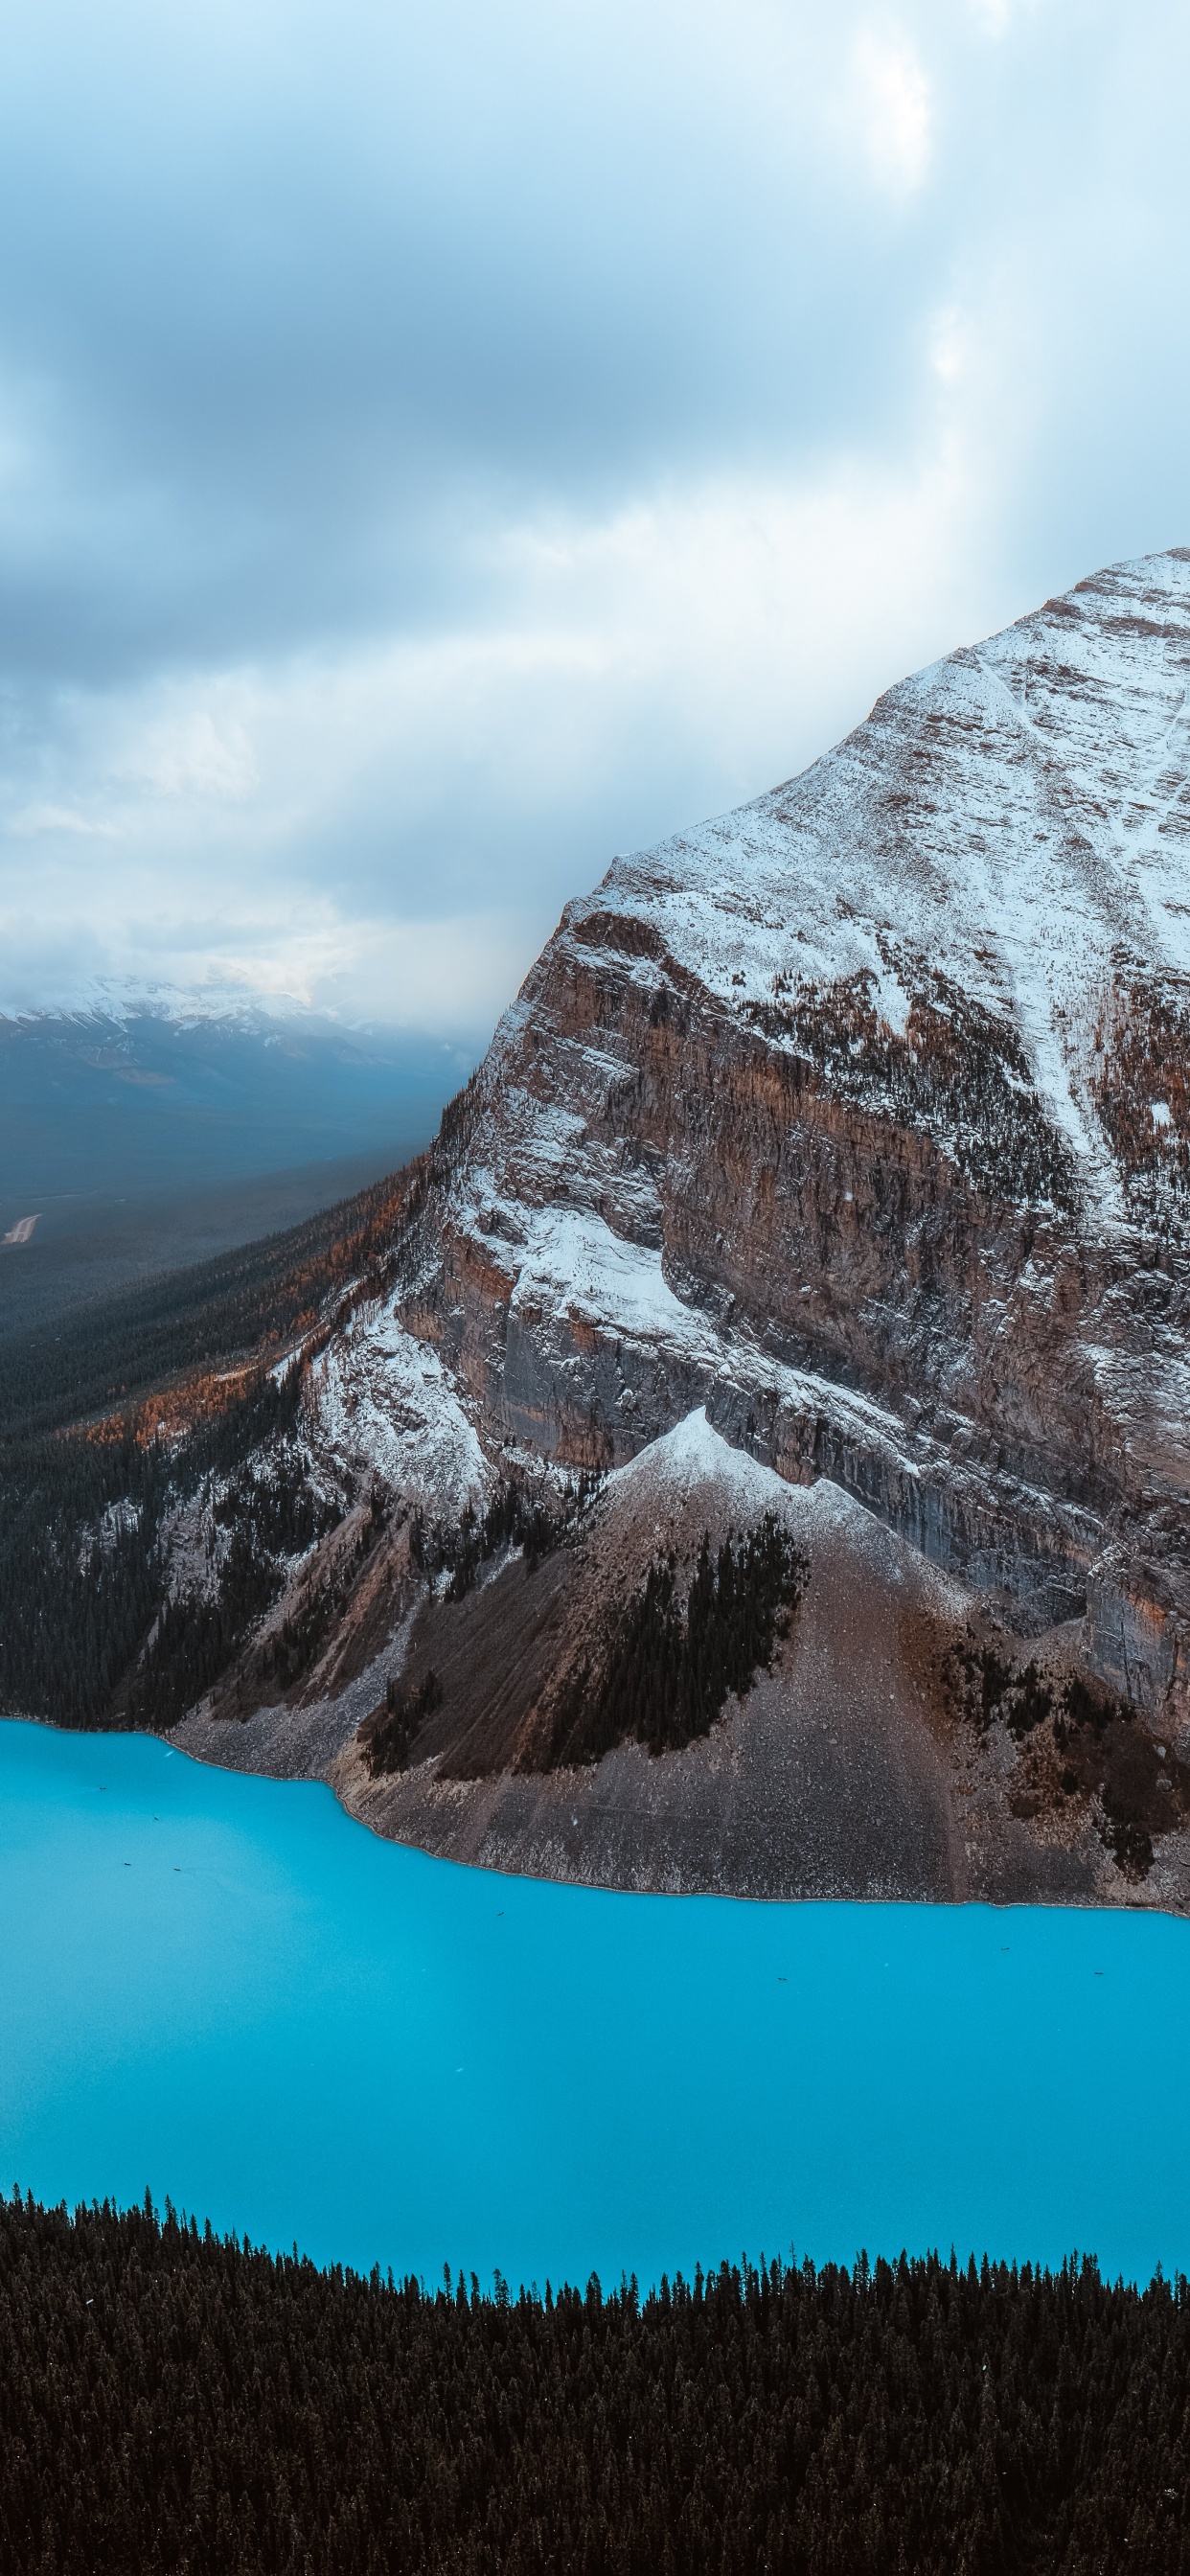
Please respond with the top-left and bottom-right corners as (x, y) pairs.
(0, 1158), (422, 1445)
(0, 1156), (433, 1729)
(545, 1517), (808, 1768)
(2, 2189), (1189, 2575)
(0, 1096), (496, 1731)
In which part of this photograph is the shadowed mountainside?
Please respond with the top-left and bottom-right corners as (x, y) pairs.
(10, 550), (1190, 1906)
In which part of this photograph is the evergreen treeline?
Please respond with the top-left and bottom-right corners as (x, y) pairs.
(235, 1485), (391, 1706)
(0, 1364), (309, 1729)
(412, 1469), (604, 1600)
(0, 1163), (422, 1450)
(363, 1668), (444, 1775)
(547, 1514), (807, 1766)
(122, 1445), (346, 1730)
(0, 1089), (490, 1734)
(3, 2188), (1190, 2574)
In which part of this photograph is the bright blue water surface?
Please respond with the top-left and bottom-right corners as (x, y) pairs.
(2, 1715), (1189, 2289)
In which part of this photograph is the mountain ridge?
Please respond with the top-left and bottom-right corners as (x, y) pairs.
(358, 549), (1190, 1699)
(11, 548), (1190, 1908)
(170, 548), (1190, 1903)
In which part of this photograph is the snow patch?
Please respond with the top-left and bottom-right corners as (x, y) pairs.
(309, 1307), (491, 1520)
(608, 1408), (790, 1513)
(510, 1207), (721, 1360)
(573, 548), (1190, 1231)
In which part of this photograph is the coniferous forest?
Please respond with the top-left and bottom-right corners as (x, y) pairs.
(547, 1516), (808, 1767)
(0, 1084), (490, 1736)
(0, 1161), (423, 1731)
(2, 2189), (1189, 2575)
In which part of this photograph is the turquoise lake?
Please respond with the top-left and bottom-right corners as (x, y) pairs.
(2, 1714), (1188, 2290)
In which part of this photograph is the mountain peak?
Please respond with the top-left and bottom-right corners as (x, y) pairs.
(146, 557), (1190, 1905)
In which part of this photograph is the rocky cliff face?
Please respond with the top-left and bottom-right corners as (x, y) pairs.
(178, 549), (1190, 1902)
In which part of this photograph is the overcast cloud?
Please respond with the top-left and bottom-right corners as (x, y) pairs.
(1, 0), (1188, 1036)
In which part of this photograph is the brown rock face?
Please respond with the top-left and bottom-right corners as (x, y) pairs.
(186, 549), (1190, 1901)
(422, 935), (1111, 1598)
(376, 551), (1190, 1733)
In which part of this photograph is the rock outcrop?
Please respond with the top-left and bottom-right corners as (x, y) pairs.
(178, 548), (1190, 1903)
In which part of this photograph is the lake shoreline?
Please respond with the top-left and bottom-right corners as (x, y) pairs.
(9, 1702), (1184, 1918)
(4, 1712), (1190, 2292)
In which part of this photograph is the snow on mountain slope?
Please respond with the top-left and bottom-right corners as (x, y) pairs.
(332, 554), (1185, 1702)
(184, 550), (1190, 1901)
(591, 546), (1190, 1212)
(311, 1314), (492, 1519)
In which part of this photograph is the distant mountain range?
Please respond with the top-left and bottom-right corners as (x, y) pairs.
(0, 1005), (470, 1206)
(11, 551), (1190, 1911)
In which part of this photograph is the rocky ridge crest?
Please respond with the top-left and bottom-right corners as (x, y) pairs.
(178, 549), (1190, 1902)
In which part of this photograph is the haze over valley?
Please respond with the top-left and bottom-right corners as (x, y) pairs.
(0, 1006), (469, 1333)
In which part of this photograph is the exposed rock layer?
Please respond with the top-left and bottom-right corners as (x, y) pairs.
(185, 550), (1190, 1900)
(389, 551), (1190, 1713)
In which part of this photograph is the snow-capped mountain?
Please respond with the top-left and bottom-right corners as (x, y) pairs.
(175, 550), (1190, 1905)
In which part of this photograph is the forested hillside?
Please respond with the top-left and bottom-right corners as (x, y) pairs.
(2, 2189), (1188, 2574)
(0, 1161), (418, 1444)
(0, 1155), (425, 1728)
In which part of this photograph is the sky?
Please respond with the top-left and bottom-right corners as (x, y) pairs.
(1, 0), (1188, 1044)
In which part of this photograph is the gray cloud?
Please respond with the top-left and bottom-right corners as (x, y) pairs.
(0, 0), (1188, 1034)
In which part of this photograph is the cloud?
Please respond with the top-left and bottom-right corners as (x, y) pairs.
(126, 708), (257, 803)
(0, 0), (1187, 1039)
(10, 804), (116, 840)
(852, 27), (932, 195)
(0, 433), (1018, 1029)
